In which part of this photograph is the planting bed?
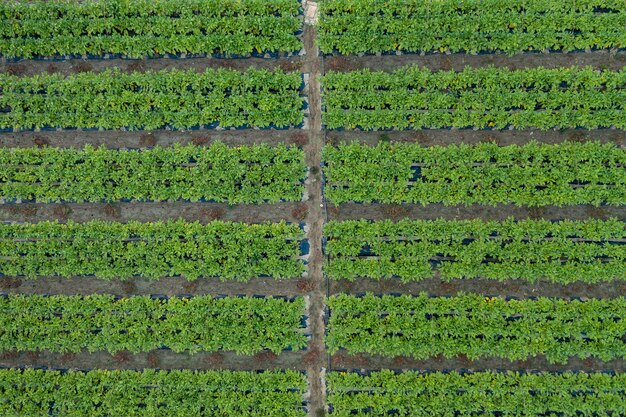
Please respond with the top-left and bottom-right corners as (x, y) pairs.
(2, 0), (626, 415)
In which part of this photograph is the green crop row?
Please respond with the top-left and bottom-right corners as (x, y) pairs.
(322, 66), (626, 130)
(0, 0), (302, 58)
(318, 0), (626, 55)
(323, 141), (626, 206)
(0, 220), (305, 280)
(0, 368), (307, 417)
(327, 293), (626, 364)
(0, 143), (306, 204)
(0, 68), (303, 130)
(0, 294), (307, 354)
(325, 218), (626, 284)
(329, 369), (626, 417)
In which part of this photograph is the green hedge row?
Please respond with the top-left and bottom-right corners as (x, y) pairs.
(325, 218), (626, 284)
(0, 68), (303, 130)
(329, 370), (626, 417)
(0, 368), (307, 417)
(328, 293), (626, 363)
(0, 294), (307, 354)
(0, 0), (302, 58)
(0, 143), (306, 204)
(324, 141), (626, 206)
(0, 220), (305, 280)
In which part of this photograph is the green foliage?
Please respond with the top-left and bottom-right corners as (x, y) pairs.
(318, 0), (626, 55)
(0, 143), (306, 204)
(322, 66), (626, 130)
(323, 141), (626, 206)
(0, 368), (307, 416)
(0, 294), (307, 354)
(328, 369), (626, 416)
(324, 218), (626, 283)
(0, 68), (304, 130)
(327, 293), (626, 363)
(0, 220), (305, 280)
(0, 0), (302, 59)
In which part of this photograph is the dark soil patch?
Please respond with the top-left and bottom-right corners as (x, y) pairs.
(0, 202), (306, 224)
(0, 350), (307, 371)
(329, 277), (626, 299)
(326, 129), (626, 147)
(0, 129), (303, 149)
(331, 352), (626, 373)
(1, 56), (303, 77)
(4, 277), (303, 297)
(324, 50), (626, 73)
(327, 203), (626, 222)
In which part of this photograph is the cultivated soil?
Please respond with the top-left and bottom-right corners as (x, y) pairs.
(2, 5), (626, 415)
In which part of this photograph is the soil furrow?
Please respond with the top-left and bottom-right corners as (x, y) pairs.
(1, 55), (303, 77)
(331, 352), (626, 373)
(0, 350), (307, 372)
(326, 129), (626, 147)
(327, 203), (626, 222)
(0, 128), (308, 149)
(324, 50), (626, 72)
(329, 277), (626, 299)
(0, 276), (307, 297)
(0, 201), (307, 224)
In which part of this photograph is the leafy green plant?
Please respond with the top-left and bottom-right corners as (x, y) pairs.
(327, 293), (626, 363)
(322, 66), (626, 130)
(323, 141), (626, 206)
(0, 220), (305, 280)
(0, 68), (304, 130)
(0, 0), (302, 59)
(0, 143), (306, 204)
(318, 0), (626, 55)
(0, 294), (307, 354)
(325, 218), (626, 283)
(328, 369), (626, 416)
(0, 368), (307, 416)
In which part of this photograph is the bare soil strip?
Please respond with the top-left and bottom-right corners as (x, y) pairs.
(327, 203), (626, 222)
(0, 128), (307, 149)
(330, 277), (626, 300)
(0, 350), (307, 372)
(325, 50), (626, 72)
(1, 56), (303, 77)
(0, 202), (307, 224)
(327, 129), (626, 147)
(331, 352), (626, 373)
(0, 276), (306, 297)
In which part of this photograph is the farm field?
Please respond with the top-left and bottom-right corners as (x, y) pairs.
(1, 0), (626, 416)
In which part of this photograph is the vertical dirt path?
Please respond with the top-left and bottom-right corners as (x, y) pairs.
(302, 2), (327, 414)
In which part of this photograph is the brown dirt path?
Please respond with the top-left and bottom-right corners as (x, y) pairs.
(0, 201), (307, 224)
(331, 352), (626, 373)
(301, 6), (328, 415)
(0, 129), (307, 149)
(325, 50), (626, 72)
(1, 55), (303, 77)
(0, 350), (307, 372)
